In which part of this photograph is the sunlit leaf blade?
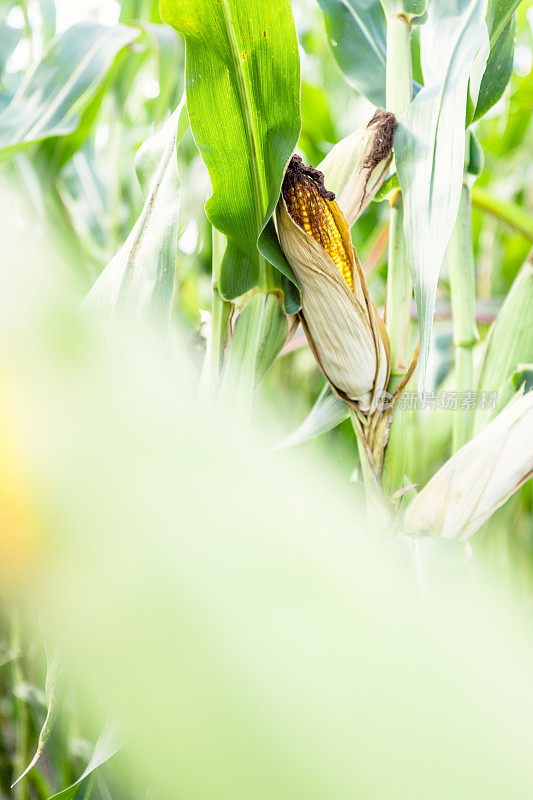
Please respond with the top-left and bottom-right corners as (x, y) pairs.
(395, 0), (489, 389)
(0, 22), (138, 163)
(474, 12), (516, 120)
(475, 256), (533, 431)
(159, 0), (301, 305)
(47, 721), (123, 800)
(84, 99), (188, 322)
(273, 382), (348, 450)
(316, 0), (387, 106)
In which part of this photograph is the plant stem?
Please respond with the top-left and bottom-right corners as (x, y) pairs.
(385, 199), (411, 376)
(349, 410), (392, 526)
(448, 183), (479, 451)
(382, 12), (413, 494)
(385, 14), (413, 116)
(471, 184), (533, 241)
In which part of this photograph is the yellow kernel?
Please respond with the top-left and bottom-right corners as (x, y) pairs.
(284, 181), (354, 289)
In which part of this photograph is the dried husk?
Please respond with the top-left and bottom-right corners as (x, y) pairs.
(318, 108), (396, 226)
(403, 391), (533, 540)
(276, 196), (389, 414)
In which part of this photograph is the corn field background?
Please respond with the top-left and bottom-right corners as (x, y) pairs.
(1, 0), (533, 797)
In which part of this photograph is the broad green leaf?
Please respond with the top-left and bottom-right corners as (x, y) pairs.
(395, 0), (489, 389)
(475, 256), (533, 432)
(273, 383), (348, 450)
(316, 0), (387, 106)
(0, 22), (138, 163)
(159, 0), (301, 310)
(85, 99), (188, 322)
(474, 12), (516, 120)
(47, 722), (123, 800)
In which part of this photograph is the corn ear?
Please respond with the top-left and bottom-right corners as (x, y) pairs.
(276, 157), (390, 414)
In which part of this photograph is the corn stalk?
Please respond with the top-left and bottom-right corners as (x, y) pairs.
(382, 9), (414, 494)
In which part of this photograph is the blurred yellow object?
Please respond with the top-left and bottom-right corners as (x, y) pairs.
(0, 394), (40, 583)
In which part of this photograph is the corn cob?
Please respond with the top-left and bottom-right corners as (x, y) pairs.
(282, 156), (354, 290)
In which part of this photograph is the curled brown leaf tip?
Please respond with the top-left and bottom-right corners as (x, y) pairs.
(363, 110), (397, 171)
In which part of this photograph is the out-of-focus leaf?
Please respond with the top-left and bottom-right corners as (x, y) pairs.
(299, 82), (337, 164)
(273, 383), (348, 450)
(85, 98), (188, 322)
(316, 0), (387, 106)
(37, 0), (57, 42)
(47, 722), (123, 800)
(220, 293), (289, 417)
(9, 151), (98, 281)
(471, 184), (533, 240)
(160, 0), (301, 311)
(0, 23), (20, 75)
(0, 22), (138, 163)
(395, 0), (489, 389)
(475, 255), (533, 431)
(474, 12), (516, 120)
(140, 22), (183, 122)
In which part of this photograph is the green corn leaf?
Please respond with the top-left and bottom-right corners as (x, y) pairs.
(316, 0), (387, 106)
(84, 98), (188, 323)
(140, 22), (183, 124)
(273, 382), (348, 450)
(159, 0), (301, 311)
(485, 0), (521, 44)
(474, 10), (517, 121)
(395, 0), (489, 390)
(475, 256), (533, 432)
(0, 22), (138, 163)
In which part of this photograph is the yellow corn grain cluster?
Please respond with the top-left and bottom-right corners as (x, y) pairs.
(283, 169), (354, 290)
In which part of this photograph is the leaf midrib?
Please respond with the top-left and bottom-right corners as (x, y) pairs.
(219, 0), (269, 254)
